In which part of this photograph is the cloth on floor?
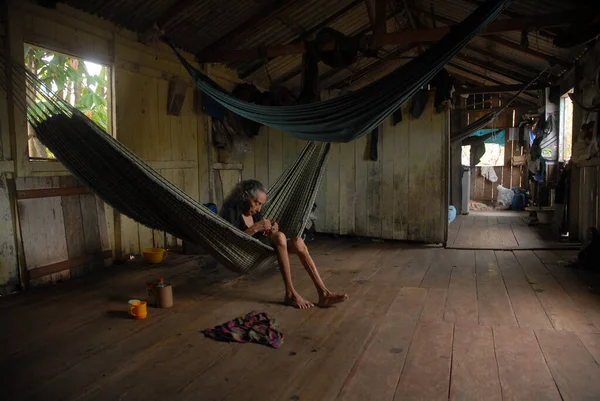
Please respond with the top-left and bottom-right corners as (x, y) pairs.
(469, 200), (492, 211)
(203, 310), (284, 349)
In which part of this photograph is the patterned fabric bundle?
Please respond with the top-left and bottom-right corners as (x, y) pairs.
(203, 311), (284, 349)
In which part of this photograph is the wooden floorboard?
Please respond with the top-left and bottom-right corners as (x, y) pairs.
(2, 238), (600, 401)
(577, 332), (600, 366)
(179, 244), (392, 401)
(336, 287), (427, 401)
(475, 250), (517, 327)
(393, 322), (454, 401)
(514, 251), (598, 333)
(537, 250), (600, 332)
(450, 324), (502, 401)
(447, 213), (580, 250)
(494, 251), (554, 330)
(79, 243), (368, 401)
(444, 250), (478, 324)
(420, 288), (448, 323)
(536, 329), (600, 401)
(493, 326), (563, 401)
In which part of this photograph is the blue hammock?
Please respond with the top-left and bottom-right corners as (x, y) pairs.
(167, 0), (511, 143)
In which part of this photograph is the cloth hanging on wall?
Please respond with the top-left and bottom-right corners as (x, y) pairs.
(369, 127), (379, 161)
(166, 0), (510, 143)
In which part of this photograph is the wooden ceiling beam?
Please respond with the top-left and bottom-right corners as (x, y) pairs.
(487, 35), (572, 68)
(449, 70), (538, 105)
(458, 0), (561, 39)
(456, 83), (547, 95)
(240, 0), (365, 79)
(196, 11), (585, 62)
(447, 64), (539, 103)
(268, 4), (406, 86)
(461, 44), (550, 78)
(453, 53), (536, 84)
(413, 8), (574, 68)
(324, 45), (418, 90)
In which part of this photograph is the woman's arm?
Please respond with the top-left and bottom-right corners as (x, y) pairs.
(246, 219), (271, 236)
(244, 224), (261, 236)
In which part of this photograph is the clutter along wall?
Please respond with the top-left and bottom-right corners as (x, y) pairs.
(451, 106), (529, 208)
(0, 1), (223, 290)
(244, 92), (449, 244)
(566, 39), (600, 242)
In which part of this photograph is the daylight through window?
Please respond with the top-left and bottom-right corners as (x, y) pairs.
(24, 44), (110, 160)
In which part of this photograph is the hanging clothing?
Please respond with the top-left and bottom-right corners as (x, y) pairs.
(481, 166), (498, 182)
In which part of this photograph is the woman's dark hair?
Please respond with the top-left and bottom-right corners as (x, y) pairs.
(221, 179), (266, 212)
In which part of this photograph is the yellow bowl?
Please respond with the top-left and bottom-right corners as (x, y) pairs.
(142, 248), (168, 264)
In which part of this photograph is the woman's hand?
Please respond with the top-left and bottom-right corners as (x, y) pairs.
(252, 219), (272, 233)
(271, 222), (279, 233)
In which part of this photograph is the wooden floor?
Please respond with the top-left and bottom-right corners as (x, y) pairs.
(447, 211), (580, 250)
(2, 237), (600, 401)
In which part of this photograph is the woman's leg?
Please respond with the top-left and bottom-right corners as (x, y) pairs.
(289, 237), (348, 307)
(270, 231), (314, 309)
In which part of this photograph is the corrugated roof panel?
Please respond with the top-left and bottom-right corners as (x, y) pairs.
(170, 0), (283, 52)
(56, 0), (593, 95)
(62, 0), (178, 31)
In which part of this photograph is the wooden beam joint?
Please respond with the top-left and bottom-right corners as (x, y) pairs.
(196, 11), (587, 62)
(456, 83), (547, 95)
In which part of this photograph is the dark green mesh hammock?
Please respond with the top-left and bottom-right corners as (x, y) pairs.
(167, 0), (510, 143)
(0, 0), (508, 273)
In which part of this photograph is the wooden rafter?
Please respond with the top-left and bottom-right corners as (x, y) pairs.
(454, 53), (536, 84)
(487, 35), (572, 68)
(449, 70), (538, 105)
(462, 44), (550, 78)
(241, 0), (365, 79)
(456, 83), (547, 95)
(447, 64), (539, 103)
(325, 45), (418, 90)
(268, 4), (406, 86)
(196, 10), (586, 62)
(197, 0), (299, 57)
(459, 0), (561, 39)
(413, 8), (574, 68)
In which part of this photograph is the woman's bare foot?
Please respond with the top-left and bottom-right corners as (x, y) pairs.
(284, 293), (314, 309)
(317, 291), (348, 308)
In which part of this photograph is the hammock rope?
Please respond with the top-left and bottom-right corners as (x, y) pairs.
(165, 0), (511, 143)
(0, 56), (330, 274)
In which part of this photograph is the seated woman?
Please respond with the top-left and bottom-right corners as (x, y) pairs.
(219, 179), (348, 309)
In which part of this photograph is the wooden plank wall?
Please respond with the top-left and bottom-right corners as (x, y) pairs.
(9, 2), (219, 264)
(0, 1), (20, 294)
(574, 162), (600, 242)
(0, 175), (19, 294)
(15, 177), (111, 286)
(243, 93), (449, 244)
